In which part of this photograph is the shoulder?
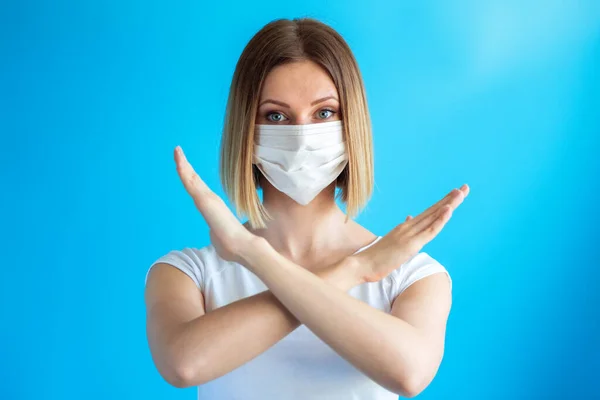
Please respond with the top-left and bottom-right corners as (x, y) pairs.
(387, 251), (452, 298)
(145, 244), (231, 291)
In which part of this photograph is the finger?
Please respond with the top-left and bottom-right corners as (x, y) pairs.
(410, 188), (465, 234)
(426, 183), (469, 216)
(424, 184), (469, 217)
(174, 147), (240, 231)
(406, 187), (462, 229)
(405, 215), (413, 222)
(174, 146), (224, 216)
(174, 146), (212, 199)
(414, 205), (453, 245)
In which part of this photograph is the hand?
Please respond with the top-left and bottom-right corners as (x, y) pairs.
(354, 184), (470, 283)
(174, 146), (258, 264)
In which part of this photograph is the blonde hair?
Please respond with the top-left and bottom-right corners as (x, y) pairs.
(220, 17), (374, 229)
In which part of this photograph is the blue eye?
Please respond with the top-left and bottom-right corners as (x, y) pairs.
(266, 112), (287, 122)
(264, 109), (337, 122)
(317, 109), (336, 119)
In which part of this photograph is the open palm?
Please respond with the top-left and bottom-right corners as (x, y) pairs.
(356, 184), (469, 283)
(174, 146), (255, 263)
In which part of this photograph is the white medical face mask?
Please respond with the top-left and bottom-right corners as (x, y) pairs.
(253, 120), (348, 205)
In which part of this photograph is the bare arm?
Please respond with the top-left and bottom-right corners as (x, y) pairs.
(144, 257), (361, 388)
(155, 145), (467, 394)
(240, 239), (452, 397)
(389, 272), (452, 396)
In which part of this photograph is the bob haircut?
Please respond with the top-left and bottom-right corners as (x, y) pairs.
(220, 17), (374, 229)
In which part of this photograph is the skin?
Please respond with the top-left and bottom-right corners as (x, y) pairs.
(145, 59), (470, 397)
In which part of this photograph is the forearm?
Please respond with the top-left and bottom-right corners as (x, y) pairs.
(173, 261), (360, 386)
(241, 239), (427, 396)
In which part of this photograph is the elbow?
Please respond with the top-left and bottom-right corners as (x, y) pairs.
(167, 363), (198, 388)
(392, 363), (437, 398)
(391, 345), (444, 397)
(396, 375), (428, 398)
(161, 356), (208, 389)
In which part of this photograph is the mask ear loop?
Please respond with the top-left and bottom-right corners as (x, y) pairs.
(252, 164), (262, 188)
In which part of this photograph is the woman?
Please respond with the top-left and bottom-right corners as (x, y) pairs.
(144, 17), (469, 399)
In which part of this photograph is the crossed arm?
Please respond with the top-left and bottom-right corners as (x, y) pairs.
(144, 248), (451, 397)
(145, 146), (462, 396)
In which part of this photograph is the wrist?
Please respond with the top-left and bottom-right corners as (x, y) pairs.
(315, 255), (366, 291)
(342, 254), (367, 287)
(237, 235), (272, 268)
(238, 237), (367, 290)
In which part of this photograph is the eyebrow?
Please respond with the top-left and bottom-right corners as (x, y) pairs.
(258, 95), (339, 108)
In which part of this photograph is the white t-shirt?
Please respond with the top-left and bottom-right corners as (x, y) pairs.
(145, 236), (451, 400)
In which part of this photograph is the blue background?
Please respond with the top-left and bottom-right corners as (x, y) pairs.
(1, 1), (599, 399)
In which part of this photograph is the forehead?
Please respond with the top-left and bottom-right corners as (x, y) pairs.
(259, 59), (338, 104)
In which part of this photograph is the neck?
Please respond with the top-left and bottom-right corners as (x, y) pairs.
(252, 182), (352, 260)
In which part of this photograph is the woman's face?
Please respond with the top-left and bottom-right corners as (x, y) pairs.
(256, 59), (341, 125)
